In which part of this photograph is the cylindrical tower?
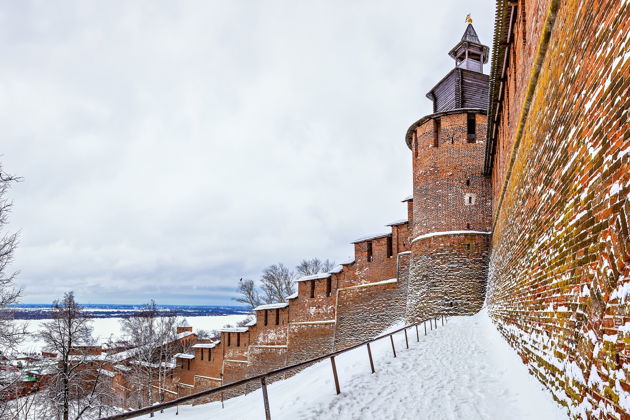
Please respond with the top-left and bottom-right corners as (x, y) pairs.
(405, 23), (492, 320)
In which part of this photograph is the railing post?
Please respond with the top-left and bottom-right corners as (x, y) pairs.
(441, 315), (444, 326)
(390, 335), (397, 358)
(367, 343), (375, 374)
(424, 321), (427, 335)
(330, 356), (341, 395)
(430, 319), (433, 330)
(260, 376), (271, 420)
(415, 324), (419, 342)
(404, 328), (409, 349)
(176, 384), (179, 415)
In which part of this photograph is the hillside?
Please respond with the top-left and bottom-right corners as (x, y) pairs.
(153, 309), (567, 419)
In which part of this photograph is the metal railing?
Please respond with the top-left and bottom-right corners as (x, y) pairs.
(102, 315), (448, 420)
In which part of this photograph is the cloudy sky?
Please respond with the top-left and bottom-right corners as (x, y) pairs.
(0, 1), (494, 305)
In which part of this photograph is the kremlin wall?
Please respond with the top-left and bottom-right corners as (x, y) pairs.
(100, 1), (628, 418)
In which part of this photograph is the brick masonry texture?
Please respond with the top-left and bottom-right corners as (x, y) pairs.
(335, 252), (410, 348)
(486, 0), (629, 418)
(408, 233), (490, 320)
(411, 112), (492, 237)
(406, 111), (492, 320)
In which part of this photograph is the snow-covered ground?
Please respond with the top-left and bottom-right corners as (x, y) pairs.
(150, 308), (568, 420)
(17, 315), (249, 353)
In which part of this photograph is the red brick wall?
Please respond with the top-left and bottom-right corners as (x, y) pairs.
(246, 346), (288, 385)
(490, 0), (552, 213)
(334, 252), (410, 349)
(486, 0), (629, 417)
(392, 222), (411, 255)
(287, 323), (336, 364)
(411, 112), (492, 237)
(286, 277), (337, 363)
(291, 278), (336, 322)
(343, 239), (398, 288)
(251, 308), (289, 346)
(407, 111), (492, 319)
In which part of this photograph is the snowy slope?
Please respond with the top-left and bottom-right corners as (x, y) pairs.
(148, 309), (568, 419)
(17, 315), (249, 353)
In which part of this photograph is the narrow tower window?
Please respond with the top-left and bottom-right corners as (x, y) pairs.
(326, 277), (332, 297)
(413, 132), (418, 159)
(386, 236), (393, 258)
(201, 349), (204, 360)
(264, 310), (268, 326)
(433, 118), (441, 147)
(467, 113), (476, 142)
(310, 280), (315, 298)
(366, 241), (373, 262)
(237, 332), (240, 347)
(275, 308), (280, 325)
(466, 179), (470, 186)
(227, 333), (231, 346)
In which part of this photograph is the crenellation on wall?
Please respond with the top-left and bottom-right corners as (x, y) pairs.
(106, 7), (628, 417)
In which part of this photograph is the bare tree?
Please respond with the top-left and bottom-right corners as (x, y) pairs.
(260, 263), (295, 303)
(235, 259), (336, 308)
(234, 279), (262, 309)
(1, 381), (47, 420)
(295, 258), (336, 277)
(195, 329), (212, 340)
(38, 292), (113, 420)
(119, 301), (181, 409)
(0, 165), (24, 355)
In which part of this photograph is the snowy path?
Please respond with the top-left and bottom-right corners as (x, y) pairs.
(154, 309), (568, 419)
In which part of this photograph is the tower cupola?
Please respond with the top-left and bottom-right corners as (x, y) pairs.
(448, 24), (489, 73)
(425, 18), (490, 113)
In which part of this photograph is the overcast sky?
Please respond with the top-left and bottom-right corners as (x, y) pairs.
(0, 1), (494, 305)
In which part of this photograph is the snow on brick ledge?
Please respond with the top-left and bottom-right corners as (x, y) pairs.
(219, 327), (249, 333)
(338, 278), (397, 291)
(329, 265), (344, 274)
(254, 303), (289, 311)
(192, 342), (219, 349)
(174, 353), (195, 359)
(296, 273), (331, 282)
(386, 219), (408, 226)
(351, 232), (390, 243)
(411, 230), (492, 243)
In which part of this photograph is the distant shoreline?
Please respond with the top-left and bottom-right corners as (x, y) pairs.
(5, 304), (251, 320)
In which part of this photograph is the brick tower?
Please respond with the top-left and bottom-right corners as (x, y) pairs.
(405, 22), (492, 320)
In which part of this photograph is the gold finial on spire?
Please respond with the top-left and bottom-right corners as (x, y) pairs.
(466, 14), (473, 24)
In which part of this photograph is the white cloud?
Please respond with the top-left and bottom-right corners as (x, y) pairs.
(0, 0), (495, 304)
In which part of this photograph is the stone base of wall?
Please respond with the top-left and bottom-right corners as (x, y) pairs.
(407, 233), (489, 320)
(287, 323), (335, 364)
(222, 360), (249, 398)
(334, 253), (410, 349)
